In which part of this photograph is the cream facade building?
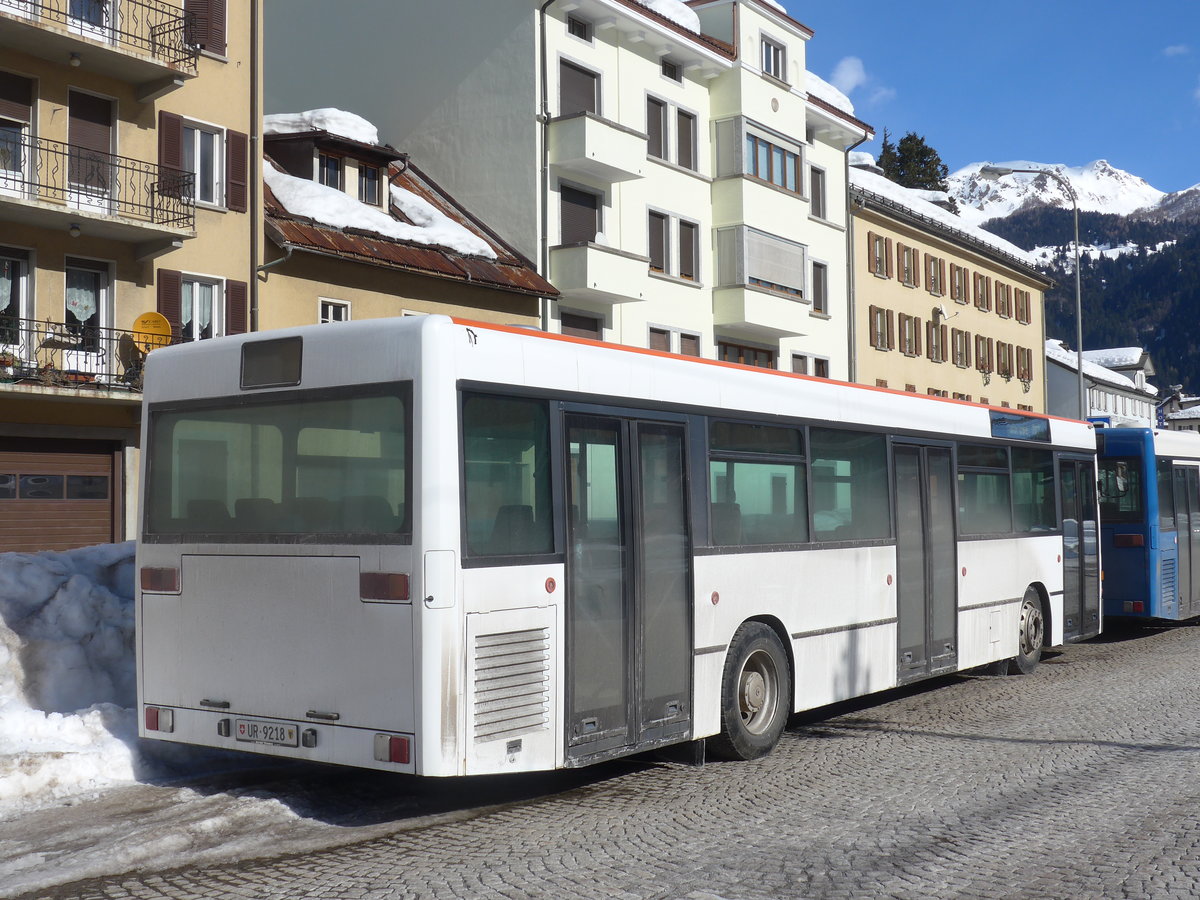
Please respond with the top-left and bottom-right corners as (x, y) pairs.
(851, 166), (1050, 412)
(0, 0), (262, 549)
(263, 0), (872, 377)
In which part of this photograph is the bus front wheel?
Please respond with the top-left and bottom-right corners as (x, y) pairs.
(1007, 588), (1045, 675)
(709, 622), (791, 761)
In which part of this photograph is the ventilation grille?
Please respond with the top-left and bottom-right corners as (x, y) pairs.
(1162, 556), (1178, 610)
(473, 627), (550, 744)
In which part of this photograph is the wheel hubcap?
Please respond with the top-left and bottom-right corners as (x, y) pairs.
(1019, 598), (1044, 657)
(738, 650), (777, 733)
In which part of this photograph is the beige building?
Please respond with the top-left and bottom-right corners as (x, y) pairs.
(0, 0), (262, 550)
(850, 166), (1050, 412)
(258, 119), (552, 329)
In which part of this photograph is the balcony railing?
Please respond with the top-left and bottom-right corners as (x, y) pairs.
(0, 314), (178, 391)
(0, 131), (195, 230)
(0, 0), (198, 73)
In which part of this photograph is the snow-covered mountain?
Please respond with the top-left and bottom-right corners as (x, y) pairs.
(948, 159), (1170, 227)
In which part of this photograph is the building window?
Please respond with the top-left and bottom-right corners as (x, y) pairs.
(64, 257), (108, 352)
(809, 166), (826, 219)
(973, 272), (992, 311)
(677, 109), (696, 170)
(567, 15), (592, 41)
(1017, 345), (1034, 382)
(318, 152), (342, 190)
(649, 326), (702, 356)
(996, 341), (1014, 378)
(648, 210), (669, 273)
(719, 341), (774, 368)
(869, 305), (894, 351)
(560, 60), (599, 116)
(925, 254), (945, 296)
(180, 275), (221, 342)
(950, 263), (968, 304)
(952, 328), (971, 368)
(898, 313), (921, 357)
(561, 311), (602, 340)
(661, 58), (681, 82)
(741, 228), (805, 297)
(183, 123), (222, 205)
(868, 232), (891, 278)
(560, 184), (600, 244)
(791, 354), (808, 375)
(813, 357), (829, 378)
(761, 35), (786, 81)
(0, 249), (28, 345)
(898, 244), (920, 288)
(1015, 288), (1032, 324)
(679, 219), (698, 281)
(647, 97), (668, 160)
(975, 334), (994, 373)
(745, 133), (799, 192)
(320, 299), (349, 323)
(995, 281), (1012, 318)
(926, 319), (947, 363)
(811, 261), (828, 314)
(359, 164), (380, 205)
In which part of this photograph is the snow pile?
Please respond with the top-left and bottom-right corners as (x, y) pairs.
(263, 108), (379, 145)
(0, 543), (139, 809)
(1029, 240), (1176, 270)
(639, 0), (700, 33)
(264, 162), (497, 259)
(806, 70), (854, 116)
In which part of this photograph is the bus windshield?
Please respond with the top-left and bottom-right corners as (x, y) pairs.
(145, 388), (410, 540)
(1098, 457), (1143, 523)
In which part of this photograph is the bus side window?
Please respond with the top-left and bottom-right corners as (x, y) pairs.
(462, 394), (554, 558)
(809, 428), (889, 541)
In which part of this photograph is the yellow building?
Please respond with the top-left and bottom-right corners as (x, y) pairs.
(0, 0), (261, 549)
(258, 116), (550, 330)
(850, 166), (1050, 411)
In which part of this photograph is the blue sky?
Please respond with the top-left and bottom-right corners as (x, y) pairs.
(795, 1), (1200, 193)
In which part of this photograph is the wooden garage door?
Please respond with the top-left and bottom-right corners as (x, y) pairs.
(0, 445), (116, 551)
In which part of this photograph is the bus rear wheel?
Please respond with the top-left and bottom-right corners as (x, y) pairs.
(709, 622), (791, 761)
(1007, 588), (1045, 675)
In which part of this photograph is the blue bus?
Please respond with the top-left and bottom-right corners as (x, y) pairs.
(1098, 427), (1200, 620)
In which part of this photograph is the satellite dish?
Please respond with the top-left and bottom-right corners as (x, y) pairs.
(132, 311), (172, 354)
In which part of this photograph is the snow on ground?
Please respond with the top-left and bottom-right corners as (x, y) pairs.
(1029, 240), (1176, 269)
(263, 108), (379, 145)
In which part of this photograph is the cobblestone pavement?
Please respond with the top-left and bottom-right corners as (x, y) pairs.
(22, 622), (1200, 900)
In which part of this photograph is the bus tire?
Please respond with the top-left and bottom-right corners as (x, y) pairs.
(1008, 588), (1045, 675)
(708, 622), (791, 761)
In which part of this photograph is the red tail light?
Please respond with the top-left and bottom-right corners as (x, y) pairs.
(360, 572), (409, 602)
(140, 566), (180, 593)
(373, 733), (411, 764)
(144, 706), (174, 732)
(1114, 533), (1145, 548)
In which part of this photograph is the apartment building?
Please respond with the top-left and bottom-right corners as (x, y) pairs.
(851, 165), (1050, 412)
(263, 0), (871, 375)
(258, 112), (552, 329)
(1046, 342), (1158, 425)
(0, 0), (261, 549)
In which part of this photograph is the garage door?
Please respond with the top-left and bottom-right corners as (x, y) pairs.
(0, 443), (117, 551)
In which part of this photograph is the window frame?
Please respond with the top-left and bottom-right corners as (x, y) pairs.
(566, 15), (592, 43)
(319, 298), (350, 324)
(179, 272), (224, 343)
(182, 119), (224, 207)
(809, 165), (827, 219)
(358, 163), (381, 206)
(810, 260), (828, 314)
(317, 151), (343, 191)
(760, 34), (787, 82)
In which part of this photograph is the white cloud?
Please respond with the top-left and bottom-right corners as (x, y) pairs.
(1163, 44), (1190, 57)
(868, 86), (897, 106)
(830, 56), (867, 94)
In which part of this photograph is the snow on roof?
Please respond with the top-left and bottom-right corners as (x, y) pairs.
(1168, 407), (1200, 420)
(1045, 339), (1150, 392)
(263, 108), (379, 145)
(1082, 347), (1145, 369)
(805, 70), (854, 116)
(850, 167), (1035, 267)
(849, 151), (876, 169)
(262, 162), (497, 260)
(640, 0), (700, 32)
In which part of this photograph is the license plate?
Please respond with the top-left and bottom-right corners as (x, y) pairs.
(234, 718), (299, 747)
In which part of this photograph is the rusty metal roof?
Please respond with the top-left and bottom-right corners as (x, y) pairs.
(263, 157), (557, 298)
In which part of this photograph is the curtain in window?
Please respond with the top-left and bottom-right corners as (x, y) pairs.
(65, 269), (98, 322)
(0, 264), (11, 312)
(182, 281), (215, 340)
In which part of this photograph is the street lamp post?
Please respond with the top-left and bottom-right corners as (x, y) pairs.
(978, 165), (1085, 421)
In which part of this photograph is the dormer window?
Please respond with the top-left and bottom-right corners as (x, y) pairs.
(359, 164), (380, 205)
(318, 152), (342, 190)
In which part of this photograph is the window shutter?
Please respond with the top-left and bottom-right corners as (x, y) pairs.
(677, 110), (695, 169)
(225, 279), (247, 335)
(158, 111), (185, 200)
(225, 129), (248, 212)
(867, 231), (876, 271)
(680, 333), (700, 357)
(560, 186), (598, 244)
(69, 92), (112, 155)
(940, 260), (947, 296)
(885, 238), (893, 278)
(209, 0), (227, 55)
(912, 251), (921, 289)
(0, 71), (32, 123)
(869, 305), (879, 346)
(648, 211), (667, 272)
(940, 325), (948, 363)
(914, 317), (922, 356)
(746, 229), (805, 294)
(678, 220), (697, 281)
(649, 328), (670, 352)
(886, 310), (895, 349)
(559, 61), (598, 115)
(187, 0), (227, 54)
(964, 331), (972, 367)
(157, 269), (182, 339)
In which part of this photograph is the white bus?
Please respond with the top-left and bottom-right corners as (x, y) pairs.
(136, 315), (1099, 776)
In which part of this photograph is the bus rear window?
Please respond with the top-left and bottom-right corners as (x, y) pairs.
(1099, 457), (1143, 523)
(146, 390), (410, 540)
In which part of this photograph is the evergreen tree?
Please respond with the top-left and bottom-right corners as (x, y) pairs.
(877, 130), (957, 212)
(876, 128), (898, 175)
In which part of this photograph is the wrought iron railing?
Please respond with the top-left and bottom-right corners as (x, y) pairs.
(0, 0), (198, 73)
(0, 315), (178, 391)
(0, 131), (195, 229)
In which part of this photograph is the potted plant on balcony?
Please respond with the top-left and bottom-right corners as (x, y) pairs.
(0, 350), (14, 377)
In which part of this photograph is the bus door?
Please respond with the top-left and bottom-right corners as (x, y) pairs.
(1060, 458), (1101, 639)
(893, 443), (957, 683)
(1172, 465), (1200, 618)
(564, 413), (692, 761)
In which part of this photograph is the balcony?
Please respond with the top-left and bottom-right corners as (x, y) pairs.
(0, 0), (197, 98)
(0, 132), (194, 254)
(548, 112), (646, 183)
(0, 314), (179, 393)
(549, 242), (649, 304)
(713, 286), (805, 340)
